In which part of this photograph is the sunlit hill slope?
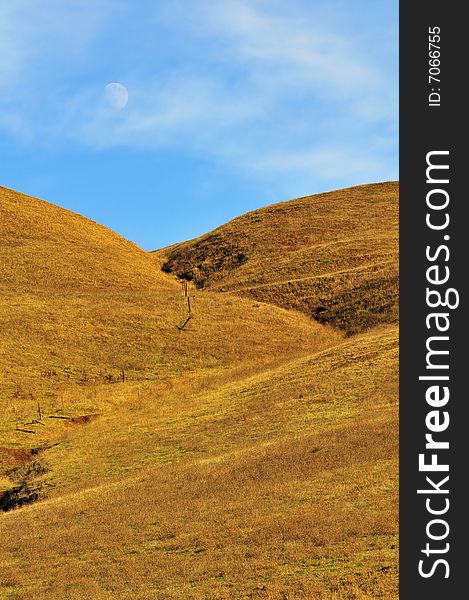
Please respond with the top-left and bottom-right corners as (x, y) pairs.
(0, 185), (336, 406)
(0, 183), (398, 599)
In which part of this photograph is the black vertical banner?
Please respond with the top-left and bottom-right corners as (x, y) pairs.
(400, 2), (466, 598)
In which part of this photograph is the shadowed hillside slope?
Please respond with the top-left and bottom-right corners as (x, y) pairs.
(157, 182), (398, 335)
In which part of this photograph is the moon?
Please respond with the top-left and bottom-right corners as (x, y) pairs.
(104, 82), (129, 109)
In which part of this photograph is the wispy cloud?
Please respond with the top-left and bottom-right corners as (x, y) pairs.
(0, 0), (397, 190)
(252, 147), (390, 184)
(0, 1), (120, 85)
(192, 0), (381, 94)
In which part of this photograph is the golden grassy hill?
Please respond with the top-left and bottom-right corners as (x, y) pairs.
(0, 186), (172, 290)
(0, 186), (340, 421)
(157, 182), (398, 335)
(0, 184), (398, 599)
(0, 325), (397, 599)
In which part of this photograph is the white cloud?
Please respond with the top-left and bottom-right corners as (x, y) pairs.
(0, 0), (397, 188)
(54, 74), (267, 153)
(252, 147), (389, 180)
(0, 2), (99, 81)
(193, 0), (381, 94)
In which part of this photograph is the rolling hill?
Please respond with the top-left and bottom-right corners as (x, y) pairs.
(0, 183), (398, 599)
(157, 182), (398, 335)
(0, 186), (339, 433)
(0, 325), (397, 599)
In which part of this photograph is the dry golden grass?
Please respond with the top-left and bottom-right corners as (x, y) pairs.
(0, 184), (398, 598)
(0, 186), (172, 290)
(0, 326), (397, 599)
(157, 182), (398, 335)
(0, 185), (340, 438)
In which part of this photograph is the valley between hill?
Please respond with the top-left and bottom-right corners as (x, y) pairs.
(0, 183), (398, 599)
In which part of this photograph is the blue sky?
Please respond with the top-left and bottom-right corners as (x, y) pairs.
(0, 0), (397, 250)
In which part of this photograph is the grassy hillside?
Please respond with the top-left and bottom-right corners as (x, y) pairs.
(0, 325), (397, 599)
(157, 182), (398, 335)
(0, 184), (398, 599)
(0, 186), (171, 290)
(0, 186), (340, 438)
